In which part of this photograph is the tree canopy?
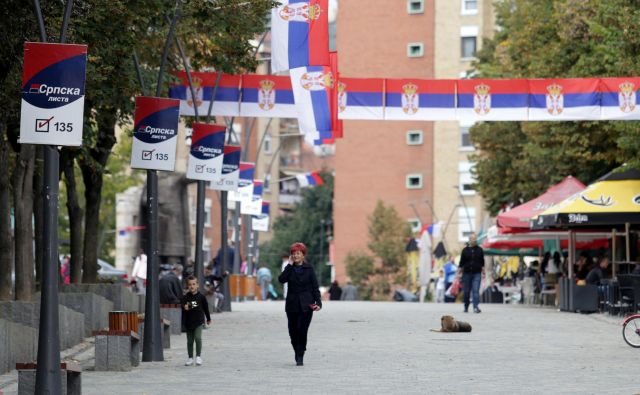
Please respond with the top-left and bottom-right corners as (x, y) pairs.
(470, 0), (640, 215)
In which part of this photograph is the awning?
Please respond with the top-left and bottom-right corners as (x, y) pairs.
(532, 166), (640, 229)
(497, 176), (585, 229)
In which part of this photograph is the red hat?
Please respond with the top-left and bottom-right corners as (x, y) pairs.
(290, 242), (307, 256)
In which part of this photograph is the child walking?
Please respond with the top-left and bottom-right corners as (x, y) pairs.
(182, 276), (211, 366)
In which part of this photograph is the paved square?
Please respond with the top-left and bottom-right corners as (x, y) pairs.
(2, 302), (638, 394)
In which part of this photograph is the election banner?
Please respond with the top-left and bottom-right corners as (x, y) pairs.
(228, 162), (255, 202)
(130, 96), (180, 171)
(252, 201), (270, 232)
(19, 42), (87, 146)
(241, 180), (264, 215)
(186, 123), (226, 181)
(210, 145), (241, 191)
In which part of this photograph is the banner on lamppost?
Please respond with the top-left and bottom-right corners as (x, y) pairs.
(19, 42), (87, 146)
(228, 162), (255, 202)
(186, 123), (226, 181)
(130, 96), (180, 171)
(241, 180), (263, 215)
(252, 201), (270, 232)
(210, 145), (241, 191)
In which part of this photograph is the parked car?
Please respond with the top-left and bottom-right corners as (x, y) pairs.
(96, 259), (128, 283)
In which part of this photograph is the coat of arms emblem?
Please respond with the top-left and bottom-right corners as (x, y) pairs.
(618, 81), (636, 113)
(279, 3), (322, 22)
(300, 71), (333, 91)
(473, 83), (491, 115)
(258, 79), (275, 111)
(337, 82), (347, 113)
(187, 76), (203, 108)
(546, 83), (564, 116)
(401, 83), (418, 115)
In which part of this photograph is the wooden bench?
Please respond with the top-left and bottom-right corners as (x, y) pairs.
(92, 329), (140, 371)
(16, 362), (81, 395)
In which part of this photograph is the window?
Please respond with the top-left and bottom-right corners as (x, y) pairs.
(407, 43), (424, 58)
(460, 26), (478, 59)
(408, 218), (422, 233)
(406, 130), (423, 145)
(459, 162), (476, 196)
(459, 121), (475, 151)
(263, 133), (272, 154)
(458, 207), (476, 242)
(407, 0), (424, 14)
(406, 174), (423, 189)
(204, 199), (212, 227)
(461, 0), (478, 15)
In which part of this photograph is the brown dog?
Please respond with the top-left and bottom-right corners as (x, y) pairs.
(430, 315), (472, 332)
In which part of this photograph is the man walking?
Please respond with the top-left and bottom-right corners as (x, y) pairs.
(458, 233), (484, 313)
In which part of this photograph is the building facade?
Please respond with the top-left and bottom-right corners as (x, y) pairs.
(333, 0), (437, 282)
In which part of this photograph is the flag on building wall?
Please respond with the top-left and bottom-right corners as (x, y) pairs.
(271, 0), (330, 73)
(457, 79), (529, 121)
(290, 66), (333, 134)
(600, 77), (640, 120)
(384, 79), (456, 121)
(168, 71), (241, 117)
(296, 170), (324, 187)
(528, 78), (600, 121)
(337, 77), (385, 120)
(239, 74), (297, 118)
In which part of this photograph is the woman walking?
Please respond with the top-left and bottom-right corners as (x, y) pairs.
(278, 242), (322, 366)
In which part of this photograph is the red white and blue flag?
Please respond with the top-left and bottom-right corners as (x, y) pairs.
(457, 79), (528, 121)
(337, 77), (385, 120)
(600, 77), (640, 120)
(384, 79), (456, 121)
(290, 66), (334, 135)
(528, 78), (600, 121)
(168, 71), (241, 117)
(296, 170), (324, 188)
(239, 74), (297, 118)
(271, 0), (330, 73)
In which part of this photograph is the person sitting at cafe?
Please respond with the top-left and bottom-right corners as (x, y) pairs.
(586, 256), (609, 285)
(575, 252), (591, 281)
(632, 263), (640, 276)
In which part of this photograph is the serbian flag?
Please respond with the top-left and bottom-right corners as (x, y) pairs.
(528, 78), (600, 121)
(290, 66), (333, 134)
(327, 51), (341, 141)
(600, 77), (640, 120)
(384, 79), (456, 121)
(271, 0), (330, 73)
(457, 79), (528, 121)
(239, 74), (297, 118)
(296, 170), (324, 187)
(168, 71), (241, 117)
(305, 130), (333, 146)
(337, 78), (385, 120)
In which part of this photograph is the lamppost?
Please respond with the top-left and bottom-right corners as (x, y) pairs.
(318, 219), (333, 285)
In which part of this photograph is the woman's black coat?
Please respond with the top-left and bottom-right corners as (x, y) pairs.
(278, 262), (322, 313)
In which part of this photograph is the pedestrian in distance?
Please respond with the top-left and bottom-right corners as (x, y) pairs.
(458, 233), (485, 313)
(131, 249), (147, 295)
(159, 264), (184, 305)
(341, 281), (358, 301)
(436, 269), (446, 303)
(257, 264), (273, 301)
(181, 276), (211, 366)
(328, 280), (342, 300)
(443, 255), (458, 303)
(278, 242), (322, 366)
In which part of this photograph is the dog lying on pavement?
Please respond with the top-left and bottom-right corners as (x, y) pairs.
(430, 315), (472, 332)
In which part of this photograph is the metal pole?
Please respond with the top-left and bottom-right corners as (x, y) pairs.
(612, 228), (617, 279)
(319, 219), (325, 286)
(34, 0), (67, 392)
(143, 6), (179, 362)
(174, 33), (206, 292)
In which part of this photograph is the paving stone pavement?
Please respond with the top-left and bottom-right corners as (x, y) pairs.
(2, 301), (639, 394)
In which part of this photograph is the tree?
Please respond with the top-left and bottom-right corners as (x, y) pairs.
(260, 172), (333, 291)
(469, 0), (640, 215)
(367, 200), (411, 274)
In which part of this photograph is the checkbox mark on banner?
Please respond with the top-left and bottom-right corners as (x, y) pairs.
(195, 165), (205, 173)
(35, 116), (54, 132)
(142, 150), (154, 160)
